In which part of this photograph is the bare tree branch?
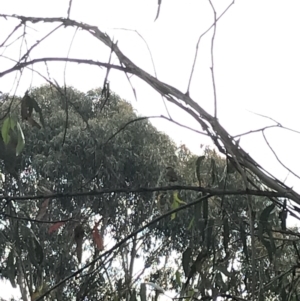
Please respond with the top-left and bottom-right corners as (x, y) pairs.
(186, 0), (235, 94)
(0, 22), (23, 48)
(208, 0), (218, 118)
(262, 130), (300, 180)
(113, 27), (172, 118)
(0, 57), (127, 78)
(20, 24), (63, 62)
(0, 14), (300, 208)
(67, 0), (73, 19)
(0, 185), (297, 202)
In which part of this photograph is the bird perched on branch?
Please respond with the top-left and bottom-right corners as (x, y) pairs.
(165, 166), (178, 183)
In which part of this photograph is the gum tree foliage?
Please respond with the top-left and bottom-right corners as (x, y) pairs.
(0, 85), (183, 300)
(151, 148), (300, 301)
(0, 3), (300, 300)
(0, 87), (298, 301)
(0, 86), (299, 300)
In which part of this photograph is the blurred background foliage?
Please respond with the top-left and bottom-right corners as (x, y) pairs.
(0, 85), (298, 301)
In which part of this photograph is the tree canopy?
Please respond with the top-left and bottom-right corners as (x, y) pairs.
(1, 2), (300, 301)
(0, 85), (298, 301)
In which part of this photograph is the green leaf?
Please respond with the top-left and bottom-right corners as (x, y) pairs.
(16, 122), (25, 155)
(171, 192), (186, 220)
(1, 117), (13, 144)
(216, 264), (234, 278)
(196, 156), (205, 185)
(7, 249), (16, 288)
(210, 158), (217, 185)
(206, 218), (214, 251)
(175, 270), (181, 286)
(215, 272), (226, 291)
(258, 203), (276, 261)
(174, 192), (187, 205)
(202, 199), (208, 241)
(223, 218), (229, 252)
(23, 226), (44, 266)
(239, 220), (249, 263)
(187, 289), (195, 301)
(260, 203), (275, 223)
(203, 199), (208, 221)
(182, 247), (192, 278)
(140, 283), (147, 301)
(265, 226), (276, 260)
(187, 217), (194, 230)
(171, 198), (179, 220)
(130, 289), (137, 301)
(227, 160), (236, 174)
(279, 199), (287, 230)
(195, 200), (202, 219)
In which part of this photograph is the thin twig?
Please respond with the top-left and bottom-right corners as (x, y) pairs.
(208, 0), (218, 118)
(20, 24), (63, 62)
(113, 27), (171, 118)
(0, 57), (127, 78)
(247, 109), (282, 126)
(113, 28), (158, 78)
(186, 0), (234, 93)
(0, 185), (298, 202)
(262, 130), (300, 180)
(0, 22), (22, 48)
(67, 0), (73, 18)
(233, 125), (279, 138)
(1, 14), (300, 209)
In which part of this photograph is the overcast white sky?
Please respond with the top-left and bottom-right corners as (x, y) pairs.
(1, 0), (300, 299)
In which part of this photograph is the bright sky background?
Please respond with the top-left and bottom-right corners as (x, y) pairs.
(1, 0), (300, 299)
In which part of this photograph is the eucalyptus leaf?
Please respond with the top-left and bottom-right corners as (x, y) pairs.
(16, 122), (25, 155)
(175, 270), (181, 286)
(171, 197), (179, 220)
(206, 218), (214, 251)
(7, 249), (16, 288)
(239, 220), (249, 263)
(223, 218), (229, 252)
(182, 247), (192, 278)
(2, 117), (13, 145)
(196, 155), (205, 185)
(187, 217), (194, 230)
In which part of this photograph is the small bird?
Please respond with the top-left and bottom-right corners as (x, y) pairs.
(165, 166), (178, 183)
